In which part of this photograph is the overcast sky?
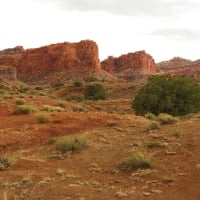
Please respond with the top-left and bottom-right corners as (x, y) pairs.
(1, 0), (200, 62)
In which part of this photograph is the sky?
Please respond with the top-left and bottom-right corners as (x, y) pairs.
(0, 0), (200, 63)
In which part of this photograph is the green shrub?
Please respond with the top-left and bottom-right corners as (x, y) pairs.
(73, 81), (83, 87)
(145, 112), (156, 120)
(48, 137), (57, 144)
(0, 156), (11, 171)
(119, 150), (152, 171)
(50, 83), (65, 88)
(18, 87), (30, 93)
(16, 99), (25, 105)
(14, 105), (33, 114)
(133, 75), (200, 116)
(157, 113), (178, 124)
(56, 137), (88, 154)
(146, 121), (160, 131)
(34, 86), (44, 90)
(36, 114), (51, 123)
(146, 141), (162, 148)
(66, 94), (85, 102)
(86, 83), (107, 101)
(85, 76), (99, 82)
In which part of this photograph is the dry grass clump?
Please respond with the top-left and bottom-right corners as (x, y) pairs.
(15, 99), (25, 105)
(36, 114), (52, 123)
(157, 113), (178, 124)
(42, 105), (65, 112)
(119, 149), (152, 171)
(146, 141), (162, 148)
(14, 105), (33, 115)
(0, 156), (11, 171)
(56, 136), (88, 154)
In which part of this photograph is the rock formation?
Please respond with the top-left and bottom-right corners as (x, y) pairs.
(157, 57), (200, 76)
(0, 40), (112, 83)
(101, 51), (156, 80)
(0, 66), (17, 80)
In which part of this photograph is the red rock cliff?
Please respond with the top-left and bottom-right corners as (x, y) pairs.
(101, 51), (156, 80)
(0, 40), (111, 83)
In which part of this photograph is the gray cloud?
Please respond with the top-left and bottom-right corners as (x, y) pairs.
(150, 27), (200, 40)
(35, 0), (200, 18)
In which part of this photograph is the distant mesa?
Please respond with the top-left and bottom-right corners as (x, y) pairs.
(1, 40), (200, 84)
(0, 46), (24, 55)
(157, 57), (200, 76)
(101, 50), (156, 80)
(0, 40), (113, 83)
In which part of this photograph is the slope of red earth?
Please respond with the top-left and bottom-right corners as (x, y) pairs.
(0, 82), (200, 200)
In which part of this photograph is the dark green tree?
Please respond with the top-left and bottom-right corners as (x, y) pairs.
(132, 75), (200, 116)
(86, 83), (107, 101)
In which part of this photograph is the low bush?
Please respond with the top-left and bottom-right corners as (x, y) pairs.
(36, 114), (52, 123)
(47, 137), (57, 144)
(0, 156), (11, 171)
(16, 99), (25, 105)
(86, 83), (107, 101)
(147, 121), (160, 131)
(73, 81), (83, 87)
(119, 150), (152, 171)
(145, 112), (156, 120)
(146, 141), (162, 148)
(56, 136), (88, 154)
(14, 105), (33, 115)
(157, 113), (178, 124)
(66, 94), (85, 102)
(133, 75), (200, 116)
(85, 76), (99, 82)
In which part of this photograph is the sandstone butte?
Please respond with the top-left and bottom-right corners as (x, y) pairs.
(157, 57), (200, 76)
(0, 40), (112, 83)
(101, 51), (157, 80)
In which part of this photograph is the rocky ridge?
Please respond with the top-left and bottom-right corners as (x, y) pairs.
(157, 57), (200, 76)
(0, 40), (112, 83)
(101, 51), (156, 80)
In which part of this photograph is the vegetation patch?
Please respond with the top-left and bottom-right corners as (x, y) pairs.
(85, 76), (99, 82)
(86, 83), (107, 101)
(15, 99), (25, 105)
(0, 156), (11, 171)
(56, 136), (88, 154)
(157, 113), (178, 124)
(73, 80), (83, 87)
(146, 141), (162, 148)
(66, 94), (85, 102)
(133, 75), (200, 116)
(119, 150), (152, 171)
(14, 105), (33, 115)
(36, 114), (52, 123)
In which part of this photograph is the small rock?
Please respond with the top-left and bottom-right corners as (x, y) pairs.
(68, 184), (80, 187)
(115, 191), (127, 199)
(196, 164), (200, 170)
(151, 189), (162, 194)
(166, 151), (176, 155)
(177, 173), (187, 176)
(143, 192), (151, 196)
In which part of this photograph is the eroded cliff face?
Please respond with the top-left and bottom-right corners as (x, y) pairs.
(157, 57), (200, 76)
(101, 51), (156, 80)
(0, 40), (112, 83)
(0, 66), (17, 80)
